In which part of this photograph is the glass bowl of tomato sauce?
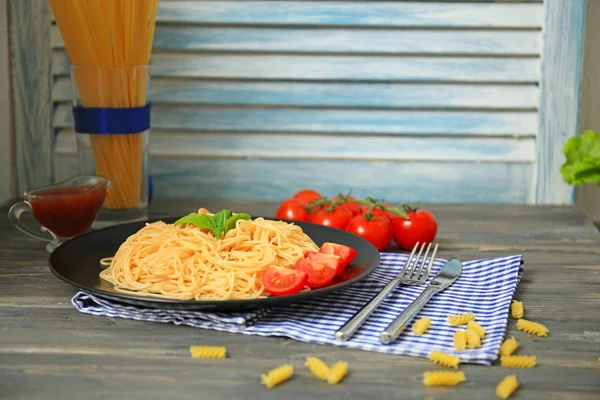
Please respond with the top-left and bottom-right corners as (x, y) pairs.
(8, 175), (111, 253)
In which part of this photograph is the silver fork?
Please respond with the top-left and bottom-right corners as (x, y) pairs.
(334, 241), (439, 341)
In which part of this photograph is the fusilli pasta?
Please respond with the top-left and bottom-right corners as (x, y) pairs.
(500, 355), (537, 368)
(261, 364), (294, 388)
(327, 361), (348, 385)
(423, 371), (466, 387)
(511, 300), (524, 319)
(517, 319), (549, 337)
(453, 329), (467, 351)
(429, 350), (461, 369)
(466, 328), (481, 349)
(467, 320), (486, 339)
(447, 312), (476, 326)
(189, 346), (227, 359)
(496, 374), (519, 399)
(305, 357), (330, 381)
(412, 317), (431, 336)
(499, 336), (519, 357)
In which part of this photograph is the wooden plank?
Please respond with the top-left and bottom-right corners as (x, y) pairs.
(52, 52), (541, 83)
(1, 351), (598, 400)
(152, 1), (544, 28)
(0, 0), (12, 203)
(52, 78), (540, 109)
(53, 104), (538, 136)
(53, 155), (533, 203)
(8, 0), (53, 194)
(535, 0), (586, 204)
(50, 26), (542, 56)
(54, 130), (537, 162)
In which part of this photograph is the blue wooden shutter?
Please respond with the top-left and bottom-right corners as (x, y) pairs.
(49, 0), (565, 203)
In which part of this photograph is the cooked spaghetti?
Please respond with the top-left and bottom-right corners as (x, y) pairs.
(99, 211), (319, 300)
(49, 0), (159, 209)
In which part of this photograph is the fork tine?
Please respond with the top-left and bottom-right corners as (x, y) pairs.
(423, 243), (439, 280)
(403, 242), (426, 279)
(398, 242), (420, 279)
(412, 242), (432, 280)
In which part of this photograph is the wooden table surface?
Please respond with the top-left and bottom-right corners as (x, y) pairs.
(1, 200), (599, 400)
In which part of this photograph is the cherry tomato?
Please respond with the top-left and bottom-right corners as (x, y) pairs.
(310, 207), (353, 230)
(307, 203), (326, 219)
(345, 212), (393, 251)
(391, 209), (438, 251)
(370, 204), (400, 221)
(262, 266), (308, 296)
(293, 189), (323, 206)
(276, 199), (309, 222)
(332, 195), (362, 216)
(306, 251), (346, 276)
(319, 242), (358, 265)
(294, 258), (336, 288)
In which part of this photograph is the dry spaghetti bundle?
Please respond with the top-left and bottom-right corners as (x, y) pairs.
(99, 216), (319, 300)
(49, 0), (159, 209)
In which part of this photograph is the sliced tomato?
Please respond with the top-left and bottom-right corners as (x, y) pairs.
(262, 266), (308, 296)
(319, 242), (358, 265)
(305, 251), (346, 276)
(294, 258), (336, 288)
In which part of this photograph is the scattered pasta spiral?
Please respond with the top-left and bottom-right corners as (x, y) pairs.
(412, 317), (431, 335)
(467, 321), (486, 339)
(447, 312), (476, 326)
(189, 346), (227, 359)
(429, 351), (461, 369)
(423, 371), (466, 386)
(466, 328), (481, 349)
(305, 357), (330, 381)
(496, 374), (519, 399)
(261, 364), (294, 388)
(517, 319), (549, 337)
(453, 330), (467, 351)
(499, 336), (519, 357)
(500, 355), (537, 368)
(511, 300), (524, 319)
(327, 361), (349, 385)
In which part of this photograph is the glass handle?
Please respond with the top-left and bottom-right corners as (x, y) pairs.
(8, 201), (57, 243)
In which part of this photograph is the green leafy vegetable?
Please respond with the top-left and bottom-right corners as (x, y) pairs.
(175, 213), (216, 232)
(560, 130), (600, 186)
(213, 209), (232, 239)
(175, 209), (251, 239)
(224, 213), (252, 232)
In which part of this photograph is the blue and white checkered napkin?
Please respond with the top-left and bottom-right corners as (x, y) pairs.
(72, 253), (523, 365)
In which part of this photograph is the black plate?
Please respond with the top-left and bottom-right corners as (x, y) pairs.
(48, 217), (380, 311)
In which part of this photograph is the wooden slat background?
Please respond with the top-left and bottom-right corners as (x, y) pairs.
(51, 0), (545, 203)
(10, 0), (53, 195)
(0, 0), (11, 203)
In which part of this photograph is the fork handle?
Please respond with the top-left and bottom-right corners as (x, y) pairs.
(334, 278), (401, 341)
(379, 286), (437, 344)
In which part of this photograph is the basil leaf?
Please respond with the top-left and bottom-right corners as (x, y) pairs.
(213, 209), (233, 239)
(224, 213), (251, 233)
(175, 213), (217, 235)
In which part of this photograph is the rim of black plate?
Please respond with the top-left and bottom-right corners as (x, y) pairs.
(47, 215), (380, 308)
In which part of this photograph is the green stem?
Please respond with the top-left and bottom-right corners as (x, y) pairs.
(307, 194), (414, 219)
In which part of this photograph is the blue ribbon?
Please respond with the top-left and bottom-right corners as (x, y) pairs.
(73, 104), (151, 134)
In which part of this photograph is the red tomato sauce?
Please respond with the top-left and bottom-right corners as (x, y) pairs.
(29, 184), (108, 237)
